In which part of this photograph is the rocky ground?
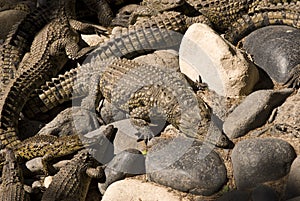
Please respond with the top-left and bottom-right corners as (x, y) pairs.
(0, 1), (300, 201)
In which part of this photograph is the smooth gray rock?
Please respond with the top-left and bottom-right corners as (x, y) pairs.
(99, 149), (145, 193)
(100, 100), (127, 124)
(231, 138), (296, 190)
(223, 89), (294, 139)
(244, 25), (300, 84)
(109, 119), (145, 154)
(146, 138), (227, 195)
(37, 107), (100, 136)
(285, 157), (300, 200)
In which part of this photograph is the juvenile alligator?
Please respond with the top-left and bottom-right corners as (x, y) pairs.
(41, 150), (105, 201)
(111, 0), (186, 26)
(177, 0), (299, 32)
(0, 148), (30, 201)
(27, 56), (232, 148)
(0, 4), (106, 148)
(0, 125), (115, 175)
(0, 0), (109, 94)
(23, 11), (211, 118)
(225, 2), (300, 44)
(0, 2), (58, 91)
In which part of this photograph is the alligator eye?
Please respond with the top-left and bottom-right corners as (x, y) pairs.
(221, 135), (227, 142)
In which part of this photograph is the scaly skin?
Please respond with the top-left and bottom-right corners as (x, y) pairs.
(0, 5), (98, 148)
(0, 2), (58, 92)
(0, 148), (30, 201)
(185, 0), (299, 31)
(0, 0), (108, 94)
(41, 150), (105, 201)
(112, 0), (186, 26)
(26, 57), (232, 148)
(82, 0), (114, 26)
(0, 125), (115, 175)
(225, 3), (300, 44)
(23, 11), (210, 118)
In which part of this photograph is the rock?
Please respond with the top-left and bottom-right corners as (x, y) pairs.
(81, 34), (105, 46)
(84, 125), (116, 164)
(179, 23), (259, 97)
(26, 157), (43, 173)
(102, 179), (188, 201)
(285, 157), (300, 200)
(43, 176), (52, 188)
(133, 49), (180, 71)
(109, 119), (146, 154)
(37, 107), (100, 136)
(146, 138), (227, 195)
(99, 100), (127, 124)
(223, 89), (294, 139)
(99, 149), (145, 193)
(273, 91), (300, 136)
(244, 25), (300, 84)
(231, 138), (296, 190)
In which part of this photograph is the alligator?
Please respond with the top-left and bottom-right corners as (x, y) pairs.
(0, 148), (30, 201)
(224, 3), (300, 88)
(23, 11), (211, 118)
(0, 3), (107, 148)
(0, 125), (115, 175)
(0, 0), (35, 12)
(0, 0), (111, 95)
(224, 2), (300, 45)
(0, 1), (59, 93)
(111, 0), (187, 26)
(41, 149), (105, 201)
(184, 0), (300, 31)
(26, 56), (233, 148)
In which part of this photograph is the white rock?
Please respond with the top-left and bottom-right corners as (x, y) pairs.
(81, 34), (106, 46)
(133, 49), (180, 71)
(43, 176), (53, 188)
(101, 179), (188, 201)
(179, 23), (259, 97)
(26, 157), (43, 173)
